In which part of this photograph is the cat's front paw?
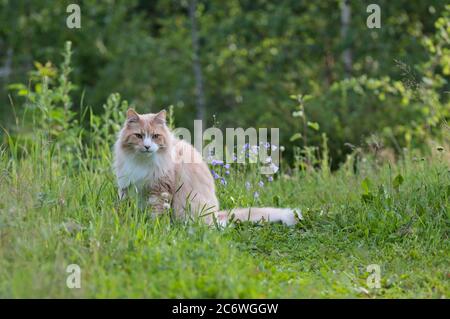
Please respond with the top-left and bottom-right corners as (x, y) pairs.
(148, 192), (172, 214)
(160, 192), (171, 206)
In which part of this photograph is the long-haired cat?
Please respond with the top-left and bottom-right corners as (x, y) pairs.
(114, 109), (301, 226)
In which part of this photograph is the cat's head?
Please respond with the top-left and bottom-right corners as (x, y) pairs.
(118, 109), (171, 156)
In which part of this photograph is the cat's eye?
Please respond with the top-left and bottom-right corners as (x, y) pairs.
(134, 133), (143, 139)
(152, 134), (160, 139)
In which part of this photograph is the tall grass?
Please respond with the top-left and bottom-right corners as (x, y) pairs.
(0, 43), (448, 298)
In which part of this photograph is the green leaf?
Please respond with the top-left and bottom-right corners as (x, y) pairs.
(290, 133), (302, 142)
(18, 89), (29, 96)
(292, 110), (304, 118)
(302, 94), (313, 102)
(361, 177), (372, 194)
(307, 121), (320, 131)
(7, 83), (27, 91)
(393, 174), (404, 191)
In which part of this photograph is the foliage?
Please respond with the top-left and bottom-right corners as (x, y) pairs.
(1, 1), (449, 168)
(0, 112), (448, 297)
(0, 46), (449, 297)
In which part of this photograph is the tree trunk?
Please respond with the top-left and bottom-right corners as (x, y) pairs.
(189, 0), (206, 121)
(341, 0), (352, 77)
(0, 47), (12, 81)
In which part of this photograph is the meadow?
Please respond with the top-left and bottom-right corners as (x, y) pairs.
(0, 36), (450, 298)
(0, 107), (448, 297)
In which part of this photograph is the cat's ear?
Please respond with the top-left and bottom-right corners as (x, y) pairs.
(154, 109), (166, 124)
(126, 108), (139, 123)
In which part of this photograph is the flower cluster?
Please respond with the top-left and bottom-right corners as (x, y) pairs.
(209, 142), (281, 189)
(210, 159), (230, 186)
(244, 172), (275, 199)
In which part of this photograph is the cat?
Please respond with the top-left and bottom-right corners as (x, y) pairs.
(113, 108), (301, 226)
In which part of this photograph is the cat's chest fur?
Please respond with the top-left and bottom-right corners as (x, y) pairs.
(117, 154), (172, 191)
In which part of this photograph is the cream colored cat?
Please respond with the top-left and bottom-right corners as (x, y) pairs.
(113, 109), (301, 226)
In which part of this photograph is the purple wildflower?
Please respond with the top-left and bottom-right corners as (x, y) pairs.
(250, 145), (259, 154)
(267, 176), (273, 182)
(225, 170), (230, 175)
(258, 180), (264, 188)
(253, 191), (259, 199)
(211, 159), (224, 166)
(245, 181), (251, 190)
(270, 163), (279, 174)
(211, 170), (220, 179)
(220, 178), (227, 186)
(224, 163), (230, 169)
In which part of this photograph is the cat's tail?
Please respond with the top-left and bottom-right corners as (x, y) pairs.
(215, 207), (302, 227)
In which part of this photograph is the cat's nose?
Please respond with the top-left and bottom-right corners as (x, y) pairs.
(144, 145), (150, 150)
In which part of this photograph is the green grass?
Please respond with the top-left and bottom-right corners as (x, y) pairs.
(0, 134), (448, 299)
(1, 41), (448, 298)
